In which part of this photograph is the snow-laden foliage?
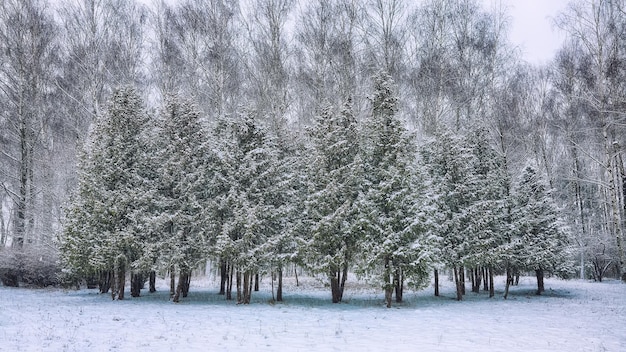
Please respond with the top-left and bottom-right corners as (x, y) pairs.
(356, 71), (434, 307)
(60, 87), (153, 297)
(144, 96), (216, 297)
(461, 127), (510, 269)
(507, 164), (573, 277)
(303, 99), (363, 303)
(209, 111), (291, 303)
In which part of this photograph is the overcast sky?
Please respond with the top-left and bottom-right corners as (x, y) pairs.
(492, 0), (570, 65)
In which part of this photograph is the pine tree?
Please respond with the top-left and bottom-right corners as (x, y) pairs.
(60, 87), (152, 299)
(420, 127), (473, 301)
(508, 164), (572, 296)
(149, 95), (215, 302)
(462, 127), (510, 295)
(357, 71), (433, 308)
(304, 99), (362, 303)
(211, 111), (279, 304)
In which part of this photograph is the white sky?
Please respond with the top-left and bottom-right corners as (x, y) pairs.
(488, 0), (570, 65)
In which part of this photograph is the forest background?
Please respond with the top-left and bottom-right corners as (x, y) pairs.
(0, 0), (625, 305)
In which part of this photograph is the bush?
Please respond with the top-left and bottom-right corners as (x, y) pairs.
(0, 245), (61, 287)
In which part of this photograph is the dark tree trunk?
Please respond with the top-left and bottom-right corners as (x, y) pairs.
(535, 268), (545, 295)
(453, 266), (463, 301)
(330, 270), (341, 303)
(460, 266), (466, 295)
(236, 270), (242, 302)
(254, 273), (260, 292)
(173, 269), (190, 302)
(384, 257), (394, 308)
(394, 268), (404, 303)
(116, 264), (126, 300)
(219, 259), (227, 295)
(340, 265), (348, 299)
(294, 265), (299, 287)
(483, 267), (489, 291)
(488, 267), (494, 298)
(277, 267), (283, 302)
(504, 267), (512, 300)
(99, 270), (112, 294)
(149, 271), (156, 293)
(169, 267), (175, 298)
(241, 271), (252, 304)
(182, 271), (190, 297)
(226, 264), (233, 300)
(130, 272), (142, 297)
(472, 267), (481, 293)
(110, 270), (116, 300)
(434, 269), (439, 297)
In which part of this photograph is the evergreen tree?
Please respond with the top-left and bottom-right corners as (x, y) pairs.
(211, 111), (280, 304)
(149, 95), (215, 302)
(462, 127), (510, 295)
(420, 127), (473, 301)
(508, 164), (572, 296)
(304, 99), (362, 303)
(60, 87), (151, 299)
(357, 71), (433, 308)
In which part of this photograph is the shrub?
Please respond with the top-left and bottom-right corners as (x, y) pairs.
(0, 245), (61, 287)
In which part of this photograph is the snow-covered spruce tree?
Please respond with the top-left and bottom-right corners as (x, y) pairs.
(461, 126), (510, 296)
(507, 164), (572, 297)
(420, 127), (473, 301)
(147, 95), (215, 302)
(357, 71), (433, 308)
(211, 111), (280, 304)
(256, 125), (303, 302)
(60, 87), (152, 299)
(304, 99), (363, 303)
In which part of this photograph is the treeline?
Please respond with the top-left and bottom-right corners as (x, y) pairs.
(1, 0), (625, 298)
(60, 75), (569, 307)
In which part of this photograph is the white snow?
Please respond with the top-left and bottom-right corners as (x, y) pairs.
(1, 275), (624, 351)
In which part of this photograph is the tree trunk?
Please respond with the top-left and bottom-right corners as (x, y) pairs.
(503, 267), (511, 300)
(219, 259), (227, 295)
(110, 269), (116, 300)
(535, 268), (545, 295)
(169, 266), (175, 298)
(173, 276), (182, 303)
(340, 264), (348, 300)
(453, 266), (463, 301)
(182, 271), (190, 298)
(460, 266), (466, 295)
(116, 266), (126, 300)
(394, 268), (403, 303)
(330, 270), (341, 303)
(99, 270), (112, 294)
(482, 268), (488, 291)
(277, 267), (283, 302)
(236, 270), (242, 302)
(434, 269), (439, 297)
(472, 267), (481, 293)
(294, 265), (299, 287)
(130, 272), (142, 297)
(384, 257), (393, 308)
(488, 267), (494, 298)
(226, 264), (233, 300)
(149, 271), (156, 293)
(241, 271), (252, 304)
(254, 273), (260, 292)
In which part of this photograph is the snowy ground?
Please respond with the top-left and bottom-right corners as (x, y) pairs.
(1, 274), (624, 352)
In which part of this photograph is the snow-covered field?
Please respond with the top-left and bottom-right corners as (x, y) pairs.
(1, 275), (624, 352)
